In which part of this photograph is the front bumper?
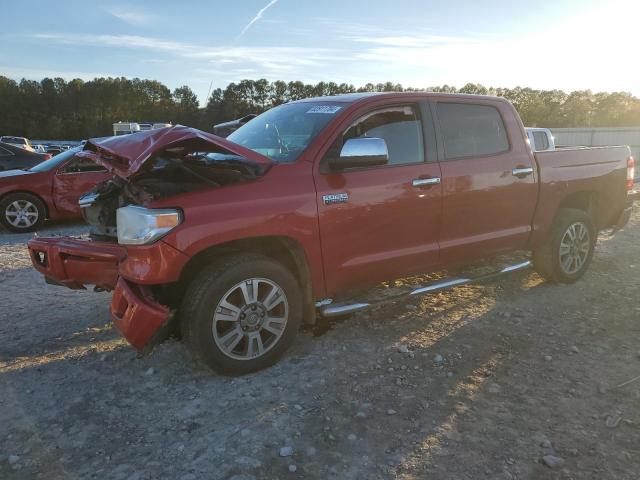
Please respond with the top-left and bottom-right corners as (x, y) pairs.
(28, 236), (189, 350)
(110, 277), (171, 351)
(28, 237), (124, 290)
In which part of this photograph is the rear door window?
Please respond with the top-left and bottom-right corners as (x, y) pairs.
(437, 103), (509, 159)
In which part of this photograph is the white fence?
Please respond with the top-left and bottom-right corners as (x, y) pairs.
(550, 127), (640, 161)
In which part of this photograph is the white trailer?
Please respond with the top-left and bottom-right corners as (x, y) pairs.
(112, 122), (172, 136)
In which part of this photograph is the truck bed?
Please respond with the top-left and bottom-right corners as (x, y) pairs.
(532, 145), (632, 245)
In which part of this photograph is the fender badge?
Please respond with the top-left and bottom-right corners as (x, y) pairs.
(322, 193), (349, 205)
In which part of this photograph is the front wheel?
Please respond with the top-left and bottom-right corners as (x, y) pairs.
(180, 253), (302, 375)
(533, 208), (596, 283)
(0, 192), (46, 233)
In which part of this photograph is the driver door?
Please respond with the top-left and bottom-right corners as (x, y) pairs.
(53, 157), (111, 215)
(314, 103), (442, 296)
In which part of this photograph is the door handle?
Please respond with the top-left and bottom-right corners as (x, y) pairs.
(412, 177), (441, 188)
(512, 167), (534, 178)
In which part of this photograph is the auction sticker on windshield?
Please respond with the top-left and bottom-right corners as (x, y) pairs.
(307, 105), (342, 114)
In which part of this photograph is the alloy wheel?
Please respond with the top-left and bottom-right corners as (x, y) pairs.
(5, 200), (39, 229)
(559, 222), (590, 275)
(212, 278), (289, 361)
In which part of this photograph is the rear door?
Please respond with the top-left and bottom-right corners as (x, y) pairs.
(52, 157), (111, 215)
(432, 99), (538, 264)
(314, 101), (442, 295)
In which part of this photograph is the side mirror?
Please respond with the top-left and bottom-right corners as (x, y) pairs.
(330, 137), (389, 170)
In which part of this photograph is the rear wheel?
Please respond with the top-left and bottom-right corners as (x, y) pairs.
(0, 192), (46, 233)
(533, 208), (596, 283)
(180, 253), (302, 375)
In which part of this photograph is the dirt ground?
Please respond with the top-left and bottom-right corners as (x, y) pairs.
(1, 210), (639, 480)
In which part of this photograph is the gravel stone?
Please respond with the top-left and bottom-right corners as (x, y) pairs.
(279, 446), (293, 457)
(542, 455), (565, 468)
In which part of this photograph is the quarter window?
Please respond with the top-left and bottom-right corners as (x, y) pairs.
(344, 105), (424, 165)
(437, 103), (509, 159)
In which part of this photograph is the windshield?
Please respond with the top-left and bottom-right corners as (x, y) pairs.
(29, 146), (81, 172)
(227, 102), (345, 163)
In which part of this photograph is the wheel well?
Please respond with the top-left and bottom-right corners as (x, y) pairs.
(558, 191), (595, 214)
(0, 190), (49, 218)
(557, 190), (613, 229)
(169, 236), (316, 324)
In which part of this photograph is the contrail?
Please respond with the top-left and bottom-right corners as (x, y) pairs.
(238, 0), (279, 38)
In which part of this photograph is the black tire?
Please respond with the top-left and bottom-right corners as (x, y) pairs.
(0, 192), (46, 233)
(533, 208), (596, 283)
(180, 253), (302, 375)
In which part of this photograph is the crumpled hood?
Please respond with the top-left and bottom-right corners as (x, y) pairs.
(77, 125), (272, 179)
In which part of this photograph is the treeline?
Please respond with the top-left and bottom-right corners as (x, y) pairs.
(1, 76), (639, 140)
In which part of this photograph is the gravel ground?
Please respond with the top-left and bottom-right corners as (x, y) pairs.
(1, 210), (639, 480)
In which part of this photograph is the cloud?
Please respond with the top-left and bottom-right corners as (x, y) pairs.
(348, 34), (467, 48)
(237, 0), (278, 38)
(32, 33), (190, 54)
(30, 33), (343, 73)
(103, 6), (155, 26)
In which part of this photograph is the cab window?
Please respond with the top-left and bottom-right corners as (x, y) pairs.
(437, 103), (509, 159)
(343, 105), (424, 165)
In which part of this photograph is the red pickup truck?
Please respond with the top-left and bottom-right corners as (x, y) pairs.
(28, 93), (635, 375)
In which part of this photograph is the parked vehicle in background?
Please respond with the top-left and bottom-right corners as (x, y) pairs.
(113, 122), (172, 136)
(0, 136), (35, 152)
(213, 114), (257, 137)
(33, 144), (46, 154)
(45, 145), (65, 155)
(0, 142), (51, 171)
(113, 122), (141, 136)
(525, 128), (555, 152)
(28, 93), (635, 375)
(0, 147), (110, 232)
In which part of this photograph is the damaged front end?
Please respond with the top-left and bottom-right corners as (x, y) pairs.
(77, 125), (271, 240)
(28, 125), (272, 352)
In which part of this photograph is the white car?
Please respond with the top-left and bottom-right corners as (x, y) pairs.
(0, 136), (35, 152)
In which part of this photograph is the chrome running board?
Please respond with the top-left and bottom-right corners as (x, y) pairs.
(319, 260), (531, 318)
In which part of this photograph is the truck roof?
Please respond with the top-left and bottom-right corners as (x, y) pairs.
(290, 91), (509, 105)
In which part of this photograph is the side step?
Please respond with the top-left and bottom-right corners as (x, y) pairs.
(319, 260), (532, 318)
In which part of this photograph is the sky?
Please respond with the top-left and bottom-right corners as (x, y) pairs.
(1, 0), (638, 104)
